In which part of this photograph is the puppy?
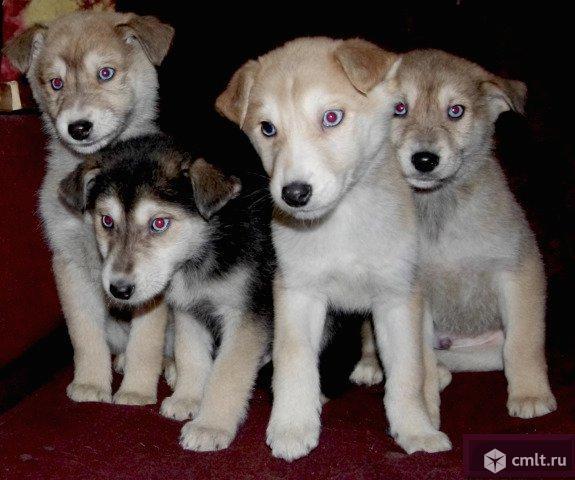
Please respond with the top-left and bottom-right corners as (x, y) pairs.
(60, 136), (273, 451)
(355, 49), (556, 419)
(3, 12), (174, 404)
(217, 37), (451, 460)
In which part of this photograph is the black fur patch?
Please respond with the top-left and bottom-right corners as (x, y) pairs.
(85, 134), (275, 340)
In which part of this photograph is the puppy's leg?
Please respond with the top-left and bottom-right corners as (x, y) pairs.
(54, 255), (112, 403)
(163, 357), (177, 390)
(497, 251), (557, 418)
(113, 300), (168, 405)
(161, 311), (213, 420)
(373, 291), (451, 454)
(180, 312), (269, 451)
(350, 319), (384, 386)
(422, 308), (450, 428)
(266, 282), (327, 461)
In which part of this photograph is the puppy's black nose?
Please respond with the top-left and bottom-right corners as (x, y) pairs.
(411, 151), (440, 173)
(281, 182), (312, 207)
(109, 281), (135, 300)
(68, 120), (93, 141)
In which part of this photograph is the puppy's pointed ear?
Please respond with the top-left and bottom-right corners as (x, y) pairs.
(183, 158), (241, 220)
(2, 24), (47, 73)
(58, 158), (101, 214)
(482, 76), (527, 117)
(116, 15), (174, 66)
(335, 39), (400, 94)
(216, 60), (260, 128)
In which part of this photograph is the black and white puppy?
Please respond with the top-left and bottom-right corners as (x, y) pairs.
(60, 135), (274, 451)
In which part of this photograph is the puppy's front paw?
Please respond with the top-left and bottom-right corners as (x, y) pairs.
(113, 354), (126, 374)
(180, 421), (234, 451)
(507, 393), (557, 418)
(266, 420), (320, 461)
(160, 395), (201, 421)
(349, 357), (384, 386)
(67, 382), (112, 403)
(163, 360), (177, 390)
(396, 431), (452, 454)
(113, 390), (156, 406)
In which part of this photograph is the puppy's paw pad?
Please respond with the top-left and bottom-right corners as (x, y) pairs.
(437, 365), (452, 391)
(266, 422), (320, 461)
(160, 396), (200, 421)
(180, 422), (234, 451)
(67, 382), (111, 403)
(113, 390), (156, 406)
(508, 393), (557, 418)
(163, 361), (177, 390)
(349, 358), (384, 386)
(113, 354), (126, 374)
(397, 431), (452, 454)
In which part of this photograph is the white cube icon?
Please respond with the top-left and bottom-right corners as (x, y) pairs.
(484, 448), (507, 473)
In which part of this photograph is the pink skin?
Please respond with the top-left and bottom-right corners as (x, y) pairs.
(434, 329), (505, 350)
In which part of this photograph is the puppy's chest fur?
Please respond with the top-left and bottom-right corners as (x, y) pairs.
(417, 162), (530, 335)
(274, 183), (417, 313)
(168, 262), (253, 341)
(167, 205), (274, 343)
(40, 141), (101, 277)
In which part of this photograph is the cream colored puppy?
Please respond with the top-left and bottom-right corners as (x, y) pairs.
(354, 49), (556, 419)
(4, 12), (174, 405)
(217, 38), (451, 461)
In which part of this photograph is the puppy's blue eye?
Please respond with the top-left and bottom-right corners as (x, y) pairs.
(261, 121), (277, 137)
(322, 109), (344, 127)
(447, 104), (465, 119)
(98, 67), (115, 81)
(394, 102), (408, 116)
(150, 217), (170, 233)
(50, 78), (64, 91)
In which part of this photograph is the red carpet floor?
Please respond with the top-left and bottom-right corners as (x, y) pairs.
(1, 362), (573, 480)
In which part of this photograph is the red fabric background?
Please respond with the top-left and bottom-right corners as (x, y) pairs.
(0, 367), (573, 480)
(0, 113), (62, 367)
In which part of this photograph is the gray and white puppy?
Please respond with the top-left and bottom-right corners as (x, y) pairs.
(354, 49), (556, 420)
(3, 11), (174, 405)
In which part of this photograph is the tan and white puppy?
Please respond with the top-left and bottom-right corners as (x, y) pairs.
(355, 49), (556, 419)
(217, 38), (451, 461)
(3, 11), (174, 405)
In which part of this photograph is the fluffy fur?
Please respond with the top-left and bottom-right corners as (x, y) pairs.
(3, 11), (174, 404)
(217, 37), (451, 461)
(62, 136), (274, 451)
(355, 49), (556, 419)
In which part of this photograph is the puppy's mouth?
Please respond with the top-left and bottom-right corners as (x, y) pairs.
(407, 175), (443, 190)
(275, 200), (338, 222)
(64, 132), (117, 154)
(105, 292), (166, 316)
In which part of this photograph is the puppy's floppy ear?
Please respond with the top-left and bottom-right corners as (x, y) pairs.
(183, 158), (241, 220)
(482, 76), (527, 116)
(2, 24), (47, 73)
(58, 158), (101, 214)
(216, 60), (260, 127)
(335, 39), (400, 94)
(116, 15), (174, 66)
